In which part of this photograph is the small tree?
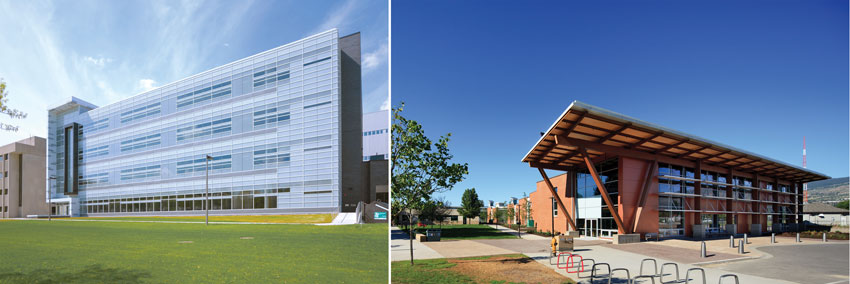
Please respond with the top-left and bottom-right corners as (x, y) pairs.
(458, 188), (484, 222)
(391, 103), (469, 265)
(418, 200), (438, 227)
(522, 199), (533, 227)
(0, 79), (27, 132)
(495, 208), (506, 225)
(433, 196), (452, 228)
(506, 206), (516, 227)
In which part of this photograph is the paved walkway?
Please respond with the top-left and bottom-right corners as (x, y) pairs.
(527, 245), (796, 284)
(486, 224), (549, 240)
(704, 243), (850, 284)
(391, 226), (443, 261)
(422, 240), (516, 258)
(316, 213), (357, 225)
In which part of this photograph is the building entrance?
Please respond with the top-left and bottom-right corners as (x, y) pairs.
(583, 218), (599, 237)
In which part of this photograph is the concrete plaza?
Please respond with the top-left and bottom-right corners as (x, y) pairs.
(392, 225), (850, 284)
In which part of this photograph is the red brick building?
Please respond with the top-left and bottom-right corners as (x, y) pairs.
(523, 101), (829, 239)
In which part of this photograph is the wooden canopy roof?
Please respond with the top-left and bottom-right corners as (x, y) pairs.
(522, 101), (830, 183)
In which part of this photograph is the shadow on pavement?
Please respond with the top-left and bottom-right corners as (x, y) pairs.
(0, 264), (151, 284)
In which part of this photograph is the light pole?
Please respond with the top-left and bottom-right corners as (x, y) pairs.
(205, 155), (212, 226)
(48, 176), (56, 221)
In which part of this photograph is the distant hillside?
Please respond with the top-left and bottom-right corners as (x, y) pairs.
(807, 177), (849, 203)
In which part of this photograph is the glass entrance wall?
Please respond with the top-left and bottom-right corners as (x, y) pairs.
(575, 158), (618, 237)
(659, 211), (684, 237)
(701, 214), (727, 234)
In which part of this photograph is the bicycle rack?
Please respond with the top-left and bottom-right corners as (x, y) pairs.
(555, 252), (572, 269)
(590, 263), (611, 283)
(577, 258), (596, 278)
(718, 274), (739, 284)
(639, 258), (659, 278)
(660, 263), (680, 284)
(565, 254), (584, 273)
(608, 268), (631, 284)
(633, 275), (657, 284)
(685, 268), (706, 284)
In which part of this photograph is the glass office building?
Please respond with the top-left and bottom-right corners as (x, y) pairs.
(47, 29), (363, 216)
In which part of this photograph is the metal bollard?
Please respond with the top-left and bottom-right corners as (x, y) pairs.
(796, 232), (801, 243)
(729, 235), (735, 247)
(771, 233), (775, 243)
(738, 239), (744, 254)
(744, 233), (748, 244)
(700, 241), (707, 258)
(823, 232), (827, 242)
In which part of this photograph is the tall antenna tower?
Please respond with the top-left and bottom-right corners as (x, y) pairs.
(803, 136), (808, 204)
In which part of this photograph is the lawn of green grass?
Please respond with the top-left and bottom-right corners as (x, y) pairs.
(392, 258), (473, 284)
(0, 220), (387, 283)
(392, 254), (574, 284)
(414, 224), (518, 240)
(73, 214), (335, 224)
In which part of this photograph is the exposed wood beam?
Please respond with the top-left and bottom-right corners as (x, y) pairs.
(631, 159), (657, 234)
(579, 147), (626, 234)
(654, 138), (690, 154)
(551, 151), (582, 166)
(554, 135), (697, 168)
(676, 145), (711, 159)
(629, 132), (664, 150)
(529, 161), (576, 172)
(702, 149), (733, 161)
(538, 113), (586, 159)
(597, 122), (632, 144)
(538, 168), (576, 231)
(574, 122), (643, 142)
(582, 113), (659, 141)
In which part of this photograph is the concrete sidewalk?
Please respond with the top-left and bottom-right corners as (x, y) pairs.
(527, 245), (796, 284)
(391, 226), (443, 261)
(486, 224), (549, 240)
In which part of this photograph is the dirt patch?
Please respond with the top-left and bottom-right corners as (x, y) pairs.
(447, 255), (573, 284)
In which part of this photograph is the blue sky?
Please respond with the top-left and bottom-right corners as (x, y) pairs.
(393, 1), (849, 205)
(0, 0), (388, 145)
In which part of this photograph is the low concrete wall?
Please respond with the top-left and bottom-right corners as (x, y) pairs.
(692, 224), (706, 240)
(614, 233), (640, 244)
(749, 224), (762, 236)
(725, 224), (737, 235)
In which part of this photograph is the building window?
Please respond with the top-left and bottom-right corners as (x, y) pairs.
(120, 134), (161, 152)
(120, 102), (161, 124)
(552, 198), (557, 217)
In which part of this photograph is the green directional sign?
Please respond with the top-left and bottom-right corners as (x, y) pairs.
(374, 211), (387, 220)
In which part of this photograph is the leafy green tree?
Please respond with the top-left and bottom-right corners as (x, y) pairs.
(457, 188), (484, 221)
(495, 208), (506, 225)
(836, 200), (849, 210)
(0, 79), (27, 132)
(522, 199), (532, 227)
(391, 103), (469, 265)
(506, 206), (516, 226)
(418, 200), (438, 226)
(432, 196), (452, 228)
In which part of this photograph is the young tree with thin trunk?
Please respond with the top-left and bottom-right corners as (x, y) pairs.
(391, 103), (469, 265)
(506, 206), (516, 228)
(0, 79), (27, 132)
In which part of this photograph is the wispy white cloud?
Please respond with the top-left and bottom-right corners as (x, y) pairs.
(82, 56), (112, 67)
(380, 96), (390, 111)
(0, 0), (256, 145)
(365, 80), (389, 113)
(362, 42), (388, 72)
(136, 79), (157, 92)
(311, 0), (357, 35)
